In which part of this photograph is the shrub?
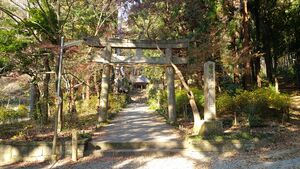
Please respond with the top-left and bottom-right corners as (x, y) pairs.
(217, 87), (290, 127)
(146, 85), (205, 120)
(216, 92), (234, 114)
(17, 105), (29, 117)
(76, 94), (129, 115)
(146, 84), (168, 116)
(109, 93), (129, 113)
(0, 105), (28, 123)
(175, 88), (204, 119)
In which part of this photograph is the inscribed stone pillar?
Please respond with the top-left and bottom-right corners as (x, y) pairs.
(260, 57), (267, 76)
(98, 45), (112, 122)
(166, 48), (176, 123)
(204, 61), (216, 120)
(199, 61), (223, 136)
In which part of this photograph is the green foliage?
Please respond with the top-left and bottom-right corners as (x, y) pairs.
(277, 67), (295, 82)
(147, 84), (204, 120)
(175, 88), (204, 118)
(217, 87), (290, 127)
(76, 94), (129, 115)
(216, 92), (235, 114)
(0, 105), (28, 123)
(22, 1), (58, 42)
(146, 84), (168, 115)
(17, 105), (29, 116)
(0, 30), (28, 52)
(108, 94), (129, 113)
(142, 66), (164, 82)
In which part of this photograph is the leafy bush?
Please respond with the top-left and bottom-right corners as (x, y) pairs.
(76, 94), (129, 114)
(216, 92), (235, 114)
(0, 105), (28, 123)
(108, 93), (129, 113)
(175, 88), (204, 118)
(217, 87), (290, 127)
(146, 84), (168, 116)
(17, 105), (29, 116)
(146, 84), (204, 120)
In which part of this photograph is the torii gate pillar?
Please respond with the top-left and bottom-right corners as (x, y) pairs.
(98, 45), (112, 122)
(166, 48), (176, 123)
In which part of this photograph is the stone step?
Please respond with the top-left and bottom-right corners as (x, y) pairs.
(87, 140), (185, 151)
(290, 96), (300, 110)
(85, 148), (187, 157)
(85, 139), (256, 156)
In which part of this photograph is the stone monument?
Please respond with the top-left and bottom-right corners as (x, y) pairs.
(199, 61), (223, 136)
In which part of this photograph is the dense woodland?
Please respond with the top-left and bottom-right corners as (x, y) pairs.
(0, 0), (299, 136)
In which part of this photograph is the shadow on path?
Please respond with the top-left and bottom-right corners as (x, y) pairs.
(91, 102), (182, 143)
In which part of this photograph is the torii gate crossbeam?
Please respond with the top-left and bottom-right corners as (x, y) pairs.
(82, 37), (189, 123)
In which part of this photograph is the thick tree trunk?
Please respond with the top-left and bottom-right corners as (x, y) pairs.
(295, 24), (300, 88)
(29, 78), (40, 120)
(69, 77), (77, 122)
(242, 0), (252, 89)
(253, 0), (263, 87)
(265, 54), (273, 83)
(295, 52), (300, 88)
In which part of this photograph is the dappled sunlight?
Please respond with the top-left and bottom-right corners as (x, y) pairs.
(136, 156), (196, 169)
(180, 150), (212, 161)
(112, 158), (136, 168)
(92, 103), (182, 143)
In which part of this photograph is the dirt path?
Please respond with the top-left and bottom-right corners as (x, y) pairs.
(91, 103), (182, 143)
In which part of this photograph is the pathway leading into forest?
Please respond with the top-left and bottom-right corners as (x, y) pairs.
(91, 102), (183, 145)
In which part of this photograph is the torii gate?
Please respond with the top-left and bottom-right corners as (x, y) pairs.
(83, 38), (190, 123)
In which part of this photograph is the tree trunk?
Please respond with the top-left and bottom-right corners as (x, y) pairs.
(94, 71), (100, 97)
(41, 57), (51, 124)
(69, 77), (77, 122)
(231, 32), (240, 84)
(265, 54), (273, 83)
(242, 0), (252, 89)
(29, 78), (40, 120)
(253, 58), (261, 87)
(296, 52), (300, 88)
(170, 62), (201, 134)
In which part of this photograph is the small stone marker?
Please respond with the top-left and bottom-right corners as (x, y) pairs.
(72, 129), (78, 161)
(260, 57), (267, 76)
(200, 61), (223, 136)
(204, 61), (216, 120)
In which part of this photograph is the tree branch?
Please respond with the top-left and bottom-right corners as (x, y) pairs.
(0, 6), (42, 43)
